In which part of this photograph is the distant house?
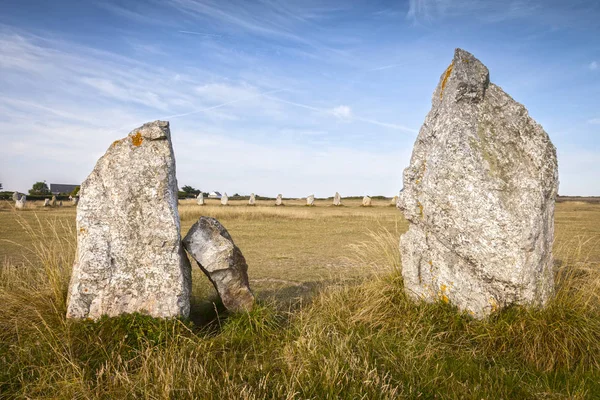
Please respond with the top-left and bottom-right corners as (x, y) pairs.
(208, 191), (222, 199)
(50, 183), (79, 195)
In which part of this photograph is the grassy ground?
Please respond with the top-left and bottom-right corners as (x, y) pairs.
(0, 199), (598, 398)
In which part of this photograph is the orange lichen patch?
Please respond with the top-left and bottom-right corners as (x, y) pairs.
(440, 284), (449, 303)
(418, 202), (424, 218)
(79, 227), (87, 233)
(489, 297), (499, 312)
(131, 131), (143, 147)
(111, 140), (120, 148)
(440, 63), (454, 99)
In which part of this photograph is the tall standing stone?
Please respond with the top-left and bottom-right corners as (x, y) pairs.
(15, 195), (26, 210)
(221, 193), (229, 206)
(275, 194), (283, 206)
(362, 196), (372, 207)
(248, 193), (256, 206)
(333, 192), (342, 206)
(306, 194), (315, 206)
(197, 192), (205, 206)
(183, 217), (255, 312)
(66, 121), (191, 319)
(398, 49), (558, 318)
(44, 198), (50, 207)
(12, 192), (20, 202)
(51, 195), (57, 207)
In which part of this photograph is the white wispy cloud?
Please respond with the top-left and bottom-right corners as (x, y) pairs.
(331, 105), (352, 119)
(589, 61), (598, 71)
(587, 118), (600, 124)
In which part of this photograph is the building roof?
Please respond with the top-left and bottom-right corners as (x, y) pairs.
(50, 183), (79, 194)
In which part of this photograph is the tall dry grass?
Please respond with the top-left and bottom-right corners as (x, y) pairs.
(0, 211), (598, 398)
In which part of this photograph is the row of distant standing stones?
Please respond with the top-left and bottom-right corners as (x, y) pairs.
(63, 48), (558, 320)
(12, 192), (76, 209)
(195, 192), (385, 207)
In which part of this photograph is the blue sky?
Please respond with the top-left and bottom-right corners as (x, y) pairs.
(1, 0), (599, 196)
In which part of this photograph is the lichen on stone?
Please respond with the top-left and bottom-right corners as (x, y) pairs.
(131, 132), (143, 147)
(439, 63), (454, 99)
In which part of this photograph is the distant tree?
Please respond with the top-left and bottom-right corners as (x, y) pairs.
(71, 186), (81, 196)
(29, 181), (50, 196)
(181, 185), (201, 196)
(0, 183), (2, 190)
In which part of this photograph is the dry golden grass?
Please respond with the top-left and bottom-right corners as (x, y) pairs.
(0, 199), (599, 398)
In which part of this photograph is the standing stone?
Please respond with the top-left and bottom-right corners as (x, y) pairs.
(15, 195), (26, 210)
(12, 192), (20, 202)
(221, 193), (229, 206)
(390, 195), (399, 207)
(197, 192), (205, 206)
(44, 198), (50, 207)
(248, 193), (256, 206)
(72, 197), (79, 206)
(333, 192), (342, 206)
(362, 196), (372, 207)
(51, 195), (57, 207)
(59, 200), (63, 207)
(306, 194), (315, 206)
(275, 194), (283, 206)
(183, 217), (255, 312)
(398, 49), (558, 318)
(66, 121), (191, 320)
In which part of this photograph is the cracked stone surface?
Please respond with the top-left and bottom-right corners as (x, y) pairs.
(398, 49), (558, 318)
(66, 120), (191, 319)
(183, 217), (255, 312)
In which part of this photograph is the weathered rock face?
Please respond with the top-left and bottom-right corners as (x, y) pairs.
(66, 121), (192, 320)
(398, 49), (558, 318)
(275, 194), (283, 206)
(333, 192), (342, 206)
(362, 196), (372, 207)
(197, 192), (205, 206)
(221, 193), (229, 206)
(307, 194), (315, 206)
(248, 193), (256, 206)
(183, 217), (255, 312)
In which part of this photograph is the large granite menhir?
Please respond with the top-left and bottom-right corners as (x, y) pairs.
(183, 217), (255, 312)
(66, 121), (191, 319)
(398, 49), (558, 318)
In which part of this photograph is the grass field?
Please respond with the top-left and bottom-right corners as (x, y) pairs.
(1, 199), (599, 398)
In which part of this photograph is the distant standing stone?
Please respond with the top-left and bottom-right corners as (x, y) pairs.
(197, 192), (205, 206)
(72, 197), (79, 206)
(275, 194), (283, 206)
(248, 193), (256, 206)
(398, 49), (558, 318)
(183, 217), (255, 312)
(15, 195), (26, 210)
(390, 195), (398, 207)
(333, 192), (342, 206)
(44, 198), (50, 207)
(306, 194), (315, 206)
(59, 201), (63, 207)
(51, 195), (57, 207)
(66, 121), (191, 320)
(362, 196), (372, 207)
(12, 192), (20, 202)
(221, 193), (229, 206)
